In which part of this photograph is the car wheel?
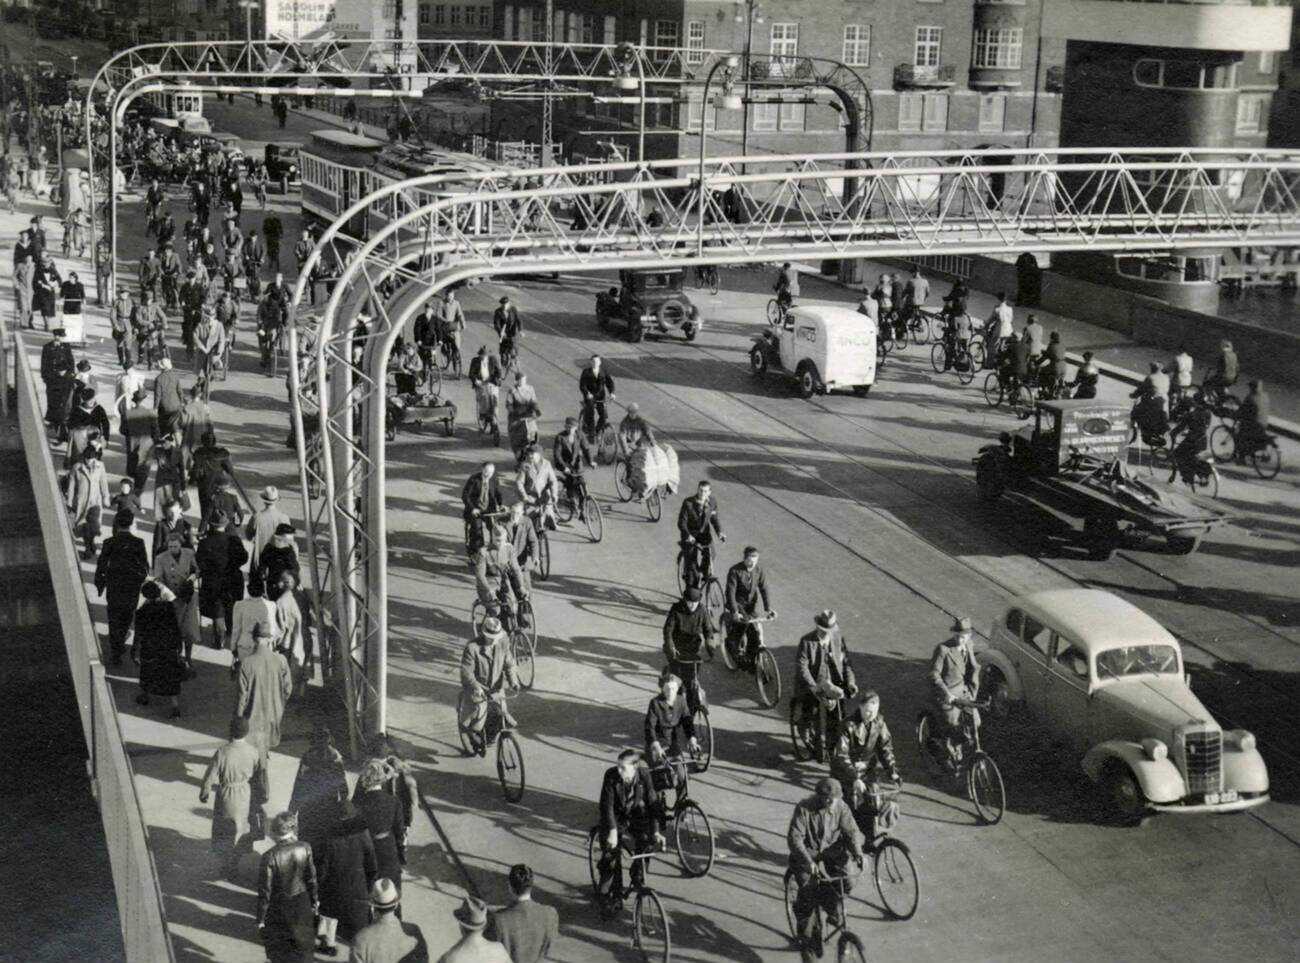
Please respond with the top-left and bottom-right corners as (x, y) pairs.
(749, 345), (767, 375)
(852, 384), (871, 397)
(1104, 763), (1147, 825)
(981, 666), (1011, 720)
(683, 323), (697, 341)
(797, 362), (819, 400)
(628, 320), (644, 343)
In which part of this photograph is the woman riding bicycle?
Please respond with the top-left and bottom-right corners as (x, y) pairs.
(643, 670), (699, 808)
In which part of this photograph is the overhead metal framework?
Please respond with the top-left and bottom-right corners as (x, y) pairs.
(287, 146), (1300, 738)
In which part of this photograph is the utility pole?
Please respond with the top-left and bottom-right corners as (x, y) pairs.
(739, 0), (757, 161)
(541, 0), (553, 165)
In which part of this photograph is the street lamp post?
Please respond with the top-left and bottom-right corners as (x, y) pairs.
(237, 0), (260, 46)
(735, 0), (763, 163)
(695, 55), (741, 253)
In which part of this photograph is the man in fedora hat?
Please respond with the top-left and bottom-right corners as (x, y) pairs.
(792, 610), (858, 750)
(486, 864), (558, 963)
(236, 621), (293, 749)
(436, 896), (509, 963)
(350, 878), (429, 963)
(929, 616), (980, 765)
(247, 485), (290, 569)
(458, 616), (520, 754)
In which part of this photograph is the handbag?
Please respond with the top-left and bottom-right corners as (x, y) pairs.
(315, 915), (338, 949)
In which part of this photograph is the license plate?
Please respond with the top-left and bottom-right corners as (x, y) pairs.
(1204, 791), (1238, 805)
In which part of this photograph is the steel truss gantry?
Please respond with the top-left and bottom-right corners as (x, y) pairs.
(286, 146), (1300, 739)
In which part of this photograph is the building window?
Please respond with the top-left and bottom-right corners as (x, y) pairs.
(433, 3), (445, 26)
(770, 22), (799, 64)
(915, 26), (942, 68)
(576, 12), (598, 43)
(1259, 51), (1275, 74)
(687, 20), (705, 64)
(654, 19), (680, 47)
(687, 93), (716, 131)
(530, 6), (544, 40)
(779, 100), (806, 131)
(842, 25), (870, 67)
(923, 93), (948, 131)
(973, 28), (1022, 69)
(978, 93), (1006, 132)
(899, 92), (923, 132)
(1236, 93), (1269, 133)
(604, 15), (616, 44)
(1134, 58), (1238, 91)
(753, 101), (778, 131)
(449, 4), (460, 25)
(418, 2), (429, 23)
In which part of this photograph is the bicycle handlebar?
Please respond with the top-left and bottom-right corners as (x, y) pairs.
(950, 697), (990, 711)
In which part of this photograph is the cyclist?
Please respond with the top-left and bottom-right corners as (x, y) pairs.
(940, 278), (968, 326)
(1235, 379), (1272, 462)
(1070, 351), (1099, 399)
(984, 291), (1014, 358)
(617, 402), (656, 455)
(132, 292), (168, 370)
(145, 178), (166, 234)
(662, 584), (717, 705)
(193, 305), (226, 389)
(1168, 345), (1194, 409)
(723, 546), (773, 670)
(787, 777), (865, 955)
(468, 344), (503, 389)
(461, 461), (503, 552)
(256, 291), (284, 374)
(505, 501), (540, 590)
(472, 523), (528, 630)
(413, 300), (439, 379)
(1129, 362), (1171, 445)
(793, 610), (858, 750)
(830, 691), (900, 840)
(458, 614), (520, 755)
(1201, 339), (1238, 404)
(243, 228), (265, 277)
(995, 331), (1028, 398)
(903, 266), (930, 321)
(552, 416), (595, 509)
(1036, 330), (1068, 395)
(1167, 397), (1212, 487)
(773, 261), (799, 313)
(516, 445), (559, 533)
(676, 480), (725, 589)
(214, 288), (239, 354)
(160, 241), (183, 310)
(578, 354), (616, 437)
(941, 309), (972, 372)
(644, 669), (699, 810)
(494, 296), (523, 357)
(928, 616), (980, 766)
(138, 248), (162, 304)
(596, 750), (664, 913)
(506, 372), (541, 464)
(1022, 314), (1046, 362)
(871, 274), (894, 334)
(438, 289), (466, 375)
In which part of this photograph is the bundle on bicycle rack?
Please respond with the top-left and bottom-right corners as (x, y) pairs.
(662, 444), (680, 494)
(630, 444), (672, 494)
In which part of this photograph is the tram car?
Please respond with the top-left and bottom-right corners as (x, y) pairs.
(142, 85), (210, 135)
(366, 142), (500, 245)
(299, 130), (387, 235)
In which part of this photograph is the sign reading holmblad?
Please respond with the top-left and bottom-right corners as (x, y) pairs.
(265, 0), (415, 45)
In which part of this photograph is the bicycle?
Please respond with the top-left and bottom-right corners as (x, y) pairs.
(527, 505), (552, 581)
(929, 339), (978, 386)
(667, 657), (714, 772)
(556, 472), (604, 543)
(585, 832), (671, 963)
(642, 756), (716, 877)
(694, 264), (720, 296)
(469, 592), (538, 690)
(719, 611), (781, 708)
(475, 382), (501, 447)
(615, 454), (667, 522)
(675, 545), (724, 624)
(1210, 422), (1282, 480)
(915, 697), (1006, 824)
(851, 780), (920, 921)
(767, 296), (793, 326)
(455, 689), (526, 802)
(782, 864), (867, 963)
(982, 370), (1035, 420)
(910, 307), (943, 345)
(790, 692), (846, 765)
(580, 399), (619, 465)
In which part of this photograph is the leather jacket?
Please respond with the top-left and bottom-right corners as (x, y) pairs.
(257, 838), (318, 925)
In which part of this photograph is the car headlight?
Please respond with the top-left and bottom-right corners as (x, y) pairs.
(1226, 730), (1256, 751)
(1141, 738), (1168, 761)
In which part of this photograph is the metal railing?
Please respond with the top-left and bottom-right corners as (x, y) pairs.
(15, 332), (176, 963)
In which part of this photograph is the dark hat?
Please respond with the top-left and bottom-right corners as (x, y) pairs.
(952, 616), (973, 633)
(564, 416), (577, 429)
(52, 327), (66, 337)
(252, 622), (274, 640)
(209, 511), (228, 529)
(683, 586), (702, 602)
(499, 296), (510, 304)
(814, 609), (837, 630)
(212, 469), (230, 488)
(274, 522), (294, 536)
(76, 359), (92, 372)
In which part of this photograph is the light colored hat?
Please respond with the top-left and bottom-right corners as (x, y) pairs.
(454, 896), (488, 930)
(370, 878), (400, 909)
(481, 616), (504, 637)
(260, 485), (279, 503)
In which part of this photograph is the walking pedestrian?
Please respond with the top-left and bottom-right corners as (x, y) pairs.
(152, 529), (201, 669)
(246, 485), (290, 570)
(93, 509), (150, 664)
(235, 622), (292, 750)
(317, 798), (379, 945)
(132, 579), (186, 717)
(180, 383), (215, 472)
(435, 897), (509, 963)
(355, 760), (407, 899)
(200, 716), (269, 881)
(66, 446), (111, 560)
(15, 253), (34, 328)
(190, 429), (235, 532)
(257, 522), (301, 594)
(231, 578), (280, 674)
(273, 572), (307, 695)
(151, 432), (187, 522)
(110, 286), (138, 368)
(153, 355), (187, 439)
(39, 326), (76, 439)
(485, 864), (559, 963)
(256, 811), (319, 963)
(152, 498), (195, 561)
(351, 878), (429, 963)
(289, 725), (348, 859)
(196, 511), (248, 651)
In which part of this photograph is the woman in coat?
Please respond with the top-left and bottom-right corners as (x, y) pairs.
(133, 580), (185, 717)
(200, 716), (268, 880)
(354, 760), (406, 898)
(315, 799), (378, 942)
(288, 726), (348, 859)
(60, 270), (85, 317)
(66, 447), (111, 559)
(152, 530), (201, 668)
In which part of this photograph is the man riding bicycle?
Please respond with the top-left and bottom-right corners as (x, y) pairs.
(1167, 399), (1212, 487)
(792, 610), (858, 746)
(788, 778), (865, 955)
(643, 669), (700, 808)
(461, 461), (503, 553)
(438, 289), (466, 374)
(1036, 331), (1068, 394)
(929, 616), (980, 766)
(774, 261), (799, 312)
(662, 585), (717, 707)
(256, 291), (284, 373)
(472, 523), (528, 632)
(677, 480), (725, 589)
(996, 332), (1028, 396)
(193, 306), (226, 390)
(505, 501), (540, 590)
(553, 417), (595, 508)
(596, 750), (665, 913)
(618, 402), (657, 457)
(516, 445), (559, 532)
(579, 354), (616, 436)
(724, 546), (773, 670)
(830, 691), (900, 840)
(494, 296), (522, 360)
(458, 614), (520, 754)
(1235, 379), (1272, 461)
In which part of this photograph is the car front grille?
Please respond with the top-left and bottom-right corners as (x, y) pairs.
(1182, 728), (1222, 795)
(661, 303), (684, 326)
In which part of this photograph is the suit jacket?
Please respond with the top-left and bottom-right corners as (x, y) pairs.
(676, 495), (722, 545)
(598, 765), (657, 837)
(153, 369), (186, 415)
(461, 472), (502, 519)
(350, 913), (429, 963)
(929, 641), (978, 707)
(487, 899), (559, 963)
(95, 532), (149, 607)
(794, 630), (856, 700)
(578, 366), (614, 401)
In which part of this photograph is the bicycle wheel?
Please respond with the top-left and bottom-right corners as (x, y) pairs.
(909, 316), (928, 347)
(1011, 385), (1035, 420)
(556, 494), (575, 524)
(755, 647), (781, 708)
(1193, 465), (1220, 499)
(790, 700), (816, 762)
(615, 459), (633, 502)
(956, 351), (976, 386)
(517, 597), (537, 648)
(873, 837), (920, 921)
(511, 631), (535, 691)
(837, 932), (867, 963)
(673, 799), (715, 879)
(703, 578), (724, 626)
(694, 706), (713, 772)
(675, 551), (687, 594)
(929, 342), (946, 374)
(967, 751), (1006, 825)
(633, 889), (670, 963)
(968, 338), (987, 372)
(1252, 440), (1281, 480)
(983, 372), (1004, 408)
(647, 487), (662, 522)
(767, 299), (782, 325)
(1209, 424), (1236, 463)
(719, 618), (738, 672)
(782, 868), (800, 939)
(587, 827), (601, 894)
(537, 531), (551, 581)
(583, 495), (604, 542)
(597, 425), (619, 465)
(496, 730), (526, 803)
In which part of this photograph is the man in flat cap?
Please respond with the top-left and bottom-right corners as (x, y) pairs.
(787, 776), (864, 957)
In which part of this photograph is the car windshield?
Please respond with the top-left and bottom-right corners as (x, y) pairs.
(1095, 644), (1179, 680)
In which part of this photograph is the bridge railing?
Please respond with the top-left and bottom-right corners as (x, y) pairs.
(15, 333), (176, 963)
